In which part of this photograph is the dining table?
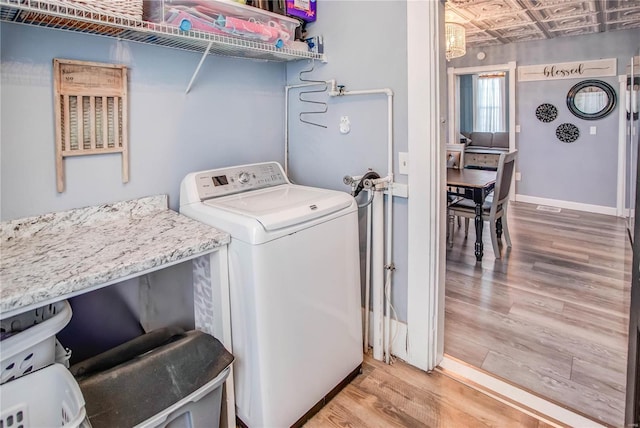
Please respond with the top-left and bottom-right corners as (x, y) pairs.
(447, 168), (497, 261)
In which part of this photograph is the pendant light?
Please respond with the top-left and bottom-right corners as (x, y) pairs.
(445, 22), (466, 61)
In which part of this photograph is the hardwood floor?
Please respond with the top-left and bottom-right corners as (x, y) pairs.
(305, 356), (558, 428)
(445, 202), (632, 427)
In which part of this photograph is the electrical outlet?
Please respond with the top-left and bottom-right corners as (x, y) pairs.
(399, 152), (409, 175)
(339, 116), (350, 134)
(590, 126), (597, 135)
(515, 172), (521, 181)
(515, 125), (521, 133)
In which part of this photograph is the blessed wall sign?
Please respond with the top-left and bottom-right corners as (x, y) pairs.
(517, 58), (617, 82)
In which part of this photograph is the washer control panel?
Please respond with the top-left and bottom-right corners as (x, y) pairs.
(195, 162), (288, 200)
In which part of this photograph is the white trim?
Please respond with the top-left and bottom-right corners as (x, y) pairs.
(439, 357), (606, 428)
(618, 74), (628, 217)
(447, 62), (515, 146)
(447, 67), (456, 145)
(508, 60), (517, 201)
(515, 194), (618, 216)
(363, 309), (408, 362)
(406, 0), (443, 371)
(446, 61), (517, 201)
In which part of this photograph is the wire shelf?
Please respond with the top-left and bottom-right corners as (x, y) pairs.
(0, 0), (326, 63)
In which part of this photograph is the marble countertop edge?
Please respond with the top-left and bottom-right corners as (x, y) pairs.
(0, 195), (230, 316)
(0, 244), (223, 314)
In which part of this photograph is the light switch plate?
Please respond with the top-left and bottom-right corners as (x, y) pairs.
(590, 126), (597, 135)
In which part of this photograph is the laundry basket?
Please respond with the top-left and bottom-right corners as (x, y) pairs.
(1, 300), (73, 383)
(0, 363), (87, 428)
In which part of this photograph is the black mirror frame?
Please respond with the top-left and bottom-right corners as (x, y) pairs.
(566, 79), (617, 121)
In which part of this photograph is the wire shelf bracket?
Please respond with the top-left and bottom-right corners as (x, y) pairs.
(186, 41), (213, 94)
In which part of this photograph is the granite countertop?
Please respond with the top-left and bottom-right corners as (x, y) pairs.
(0, 195), (230, 316)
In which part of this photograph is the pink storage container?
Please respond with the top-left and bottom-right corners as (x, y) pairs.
(144, 0), (300, 47)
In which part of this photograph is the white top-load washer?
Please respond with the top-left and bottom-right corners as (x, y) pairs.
(180, 162), (363, 428)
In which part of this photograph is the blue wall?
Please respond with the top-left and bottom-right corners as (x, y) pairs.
(286, 1), (410, 322)
(1, 2), (414, 326)
(0, 22), (291, 360)
(1, 23), (286, 219)
(450, 29), (640, 208)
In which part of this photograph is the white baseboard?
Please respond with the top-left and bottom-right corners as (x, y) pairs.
(439, 357), (605, 428)
(363, 309), (408, 361)
(515, 194), (617, 216)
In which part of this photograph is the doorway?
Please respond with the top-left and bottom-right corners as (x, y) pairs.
(406, 5), (634, 426)
(442, 62), (631, 427)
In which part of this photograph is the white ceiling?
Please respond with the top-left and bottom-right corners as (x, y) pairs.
(445, 0), (640, 49)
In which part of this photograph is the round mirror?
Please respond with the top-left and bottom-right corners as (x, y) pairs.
(567, 80), (617, 120)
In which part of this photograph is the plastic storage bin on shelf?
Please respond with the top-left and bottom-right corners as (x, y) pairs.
(65, 0), (143, 20)
(0, 300), (72, 384)
(143, 0), (300, 47)
(0, 363), (87, 428)
(71, 327), (234, 428)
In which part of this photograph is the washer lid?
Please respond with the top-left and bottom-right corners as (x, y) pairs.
(203, 185), (353, 231)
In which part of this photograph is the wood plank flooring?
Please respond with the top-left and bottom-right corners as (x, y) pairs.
(304, 356), (558, 428)
(445, 202), (632, 427)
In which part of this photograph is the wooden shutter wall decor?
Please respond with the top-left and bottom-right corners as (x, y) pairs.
(53, 59), (129, 192)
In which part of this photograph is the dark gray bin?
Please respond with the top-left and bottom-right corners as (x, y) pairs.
(70, 327), (233, 428)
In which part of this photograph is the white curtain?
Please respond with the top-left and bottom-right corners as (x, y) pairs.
(575, 91), (606, 114)
(473, 74), (506, 132)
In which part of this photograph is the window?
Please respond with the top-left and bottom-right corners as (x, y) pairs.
(473, 72), (506, 132)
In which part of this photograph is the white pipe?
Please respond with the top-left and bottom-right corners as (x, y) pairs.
(284, 80), (335, 177)
(371, 186), (384, 361)
(364, 189), (372, 353)
(285, 85), (290, 176)
(384, 92), (394, 364)
(330, 88), (393, 97)
(330, 86), (395, 363)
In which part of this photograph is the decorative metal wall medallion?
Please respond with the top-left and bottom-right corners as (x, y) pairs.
(535, 103), (558, 122)
(555, 123), (580, 143)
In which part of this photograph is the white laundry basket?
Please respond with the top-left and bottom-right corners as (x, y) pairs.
(0, 363), (87, 428)
(1, 300), (73, 384)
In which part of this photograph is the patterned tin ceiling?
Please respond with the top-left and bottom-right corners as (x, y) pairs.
(445, 0), (640, 48)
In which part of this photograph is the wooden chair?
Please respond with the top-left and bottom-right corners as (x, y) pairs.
(446, 150), (463, 246)
(446, 149), (462, 169)
(448, 150), (518, 258)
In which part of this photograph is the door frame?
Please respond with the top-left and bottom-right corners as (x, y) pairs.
(626, 51), (640, 428)
(446, 61), (517, 200)
(405, 0), (444, 371)
(617, 74), (628, 218)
